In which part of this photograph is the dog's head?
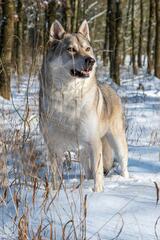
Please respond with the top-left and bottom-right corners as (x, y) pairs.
(48, 20), (96, 78)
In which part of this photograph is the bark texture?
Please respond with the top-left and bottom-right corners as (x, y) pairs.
(138, 0), (143, 68)
(66, 0), (72, 32)
(155, 0), (160, 78)
(0, 0), (14, 99)
(108, 0), (124, 85)
(112, 0), (124, 85)
(147, 0), (155, 74)
(108, 0), (116, 81)
(131, 0), (137, 74)
(16, 0), (23, 78)
(103, 5), (109, 66)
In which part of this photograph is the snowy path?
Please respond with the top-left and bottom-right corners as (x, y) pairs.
(81, 180), (159, 240)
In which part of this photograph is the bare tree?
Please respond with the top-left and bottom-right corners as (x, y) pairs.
(112, 0), (124, 85)
(122, 0), (131, 64)
(108, 0), (116, 81)
(16, 0), (23, 79)
(103, 3), (109, 66)
(73, 0), (79, 32)
(147, 0), (155, 74)
(138, 0), (143, 68)
(131, 0), (137, 74)
(48, 0), (56, 32)
(0, 0), (15, 99)
(155, 0), (160, 78)
(108, 0), (125, 85)
(66, 0), (72, 32)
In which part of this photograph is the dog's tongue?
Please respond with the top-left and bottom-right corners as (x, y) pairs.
(81, 69), (90, 76)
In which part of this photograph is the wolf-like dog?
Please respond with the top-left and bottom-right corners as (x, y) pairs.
(39, 20), (129, 192)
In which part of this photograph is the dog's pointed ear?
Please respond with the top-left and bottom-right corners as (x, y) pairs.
(78, 20), (90, 41)
(50, 20), (65, 41)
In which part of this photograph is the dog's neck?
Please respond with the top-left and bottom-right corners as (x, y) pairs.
(65, 74), (97, 99)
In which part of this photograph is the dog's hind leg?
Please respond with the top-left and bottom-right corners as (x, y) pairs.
(102, 136), (113, 175)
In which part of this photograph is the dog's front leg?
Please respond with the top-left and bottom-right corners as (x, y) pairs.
(79, 147), (93, 179)
(90, 139), (104, 192)
(49, 152), (62, 190)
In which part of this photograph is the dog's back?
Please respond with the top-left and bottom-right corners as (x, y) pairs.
(99, 82), (124, 125)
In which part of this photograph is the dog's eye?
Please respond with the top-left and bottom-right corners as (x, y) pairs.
(86, 47), (90, 52)
(67, 47), (76, 53)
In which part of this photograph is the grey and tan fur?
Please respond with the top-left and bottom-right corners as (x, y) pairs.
(39, 20), (129, 192)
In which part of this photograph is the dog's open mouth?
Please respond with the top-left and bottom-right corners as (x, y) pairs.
(70, 69), (91, 78)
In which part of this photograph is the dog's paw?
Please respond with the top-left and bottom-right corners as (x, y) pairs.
(121, 170), (129, 178)
(93, 184), (104, 192)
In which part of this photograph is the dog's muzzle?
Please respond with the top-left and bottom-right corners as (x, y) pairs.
(70, 57), (95, 78)
(85, 57), (95, 68)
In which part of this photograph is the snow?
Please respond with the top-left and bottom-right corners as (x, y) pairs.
(0, 66), (160, 239)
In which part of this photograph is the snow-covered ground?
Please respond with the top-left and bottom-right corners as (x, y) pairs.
(0, 66), (160, 239)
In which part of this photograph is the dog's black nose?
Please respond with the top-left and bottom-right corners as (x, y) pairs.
(85, 57), (95, 66)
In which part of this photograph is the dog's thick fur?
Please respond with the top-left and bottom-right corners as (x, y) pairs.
(39, 20), (129, 192)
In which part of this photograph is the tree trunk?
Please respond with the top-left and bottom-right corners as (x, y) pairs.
(36, 2), (45, 52)
(155, 0), (160, 79)
(103, 3), (109, 66)
(108, 0), (116, 81)
(47, 1), (57, 34)
(66, 0), (72, 32)
(108, 0), (124, 85)
(73, 0), (79, 32)
(0, 0), (15, 100)
(122, 0), (131, 65)
(138, 0), (143, 68)
(131, 0), (137, 75)
(112, 0), (124, 85)
(16, 0), (23, 80)
(147, 0), (155, 74)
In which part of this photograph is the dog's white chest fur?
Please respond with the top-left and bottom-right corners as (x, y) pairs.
(49, 79), (87, 127)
